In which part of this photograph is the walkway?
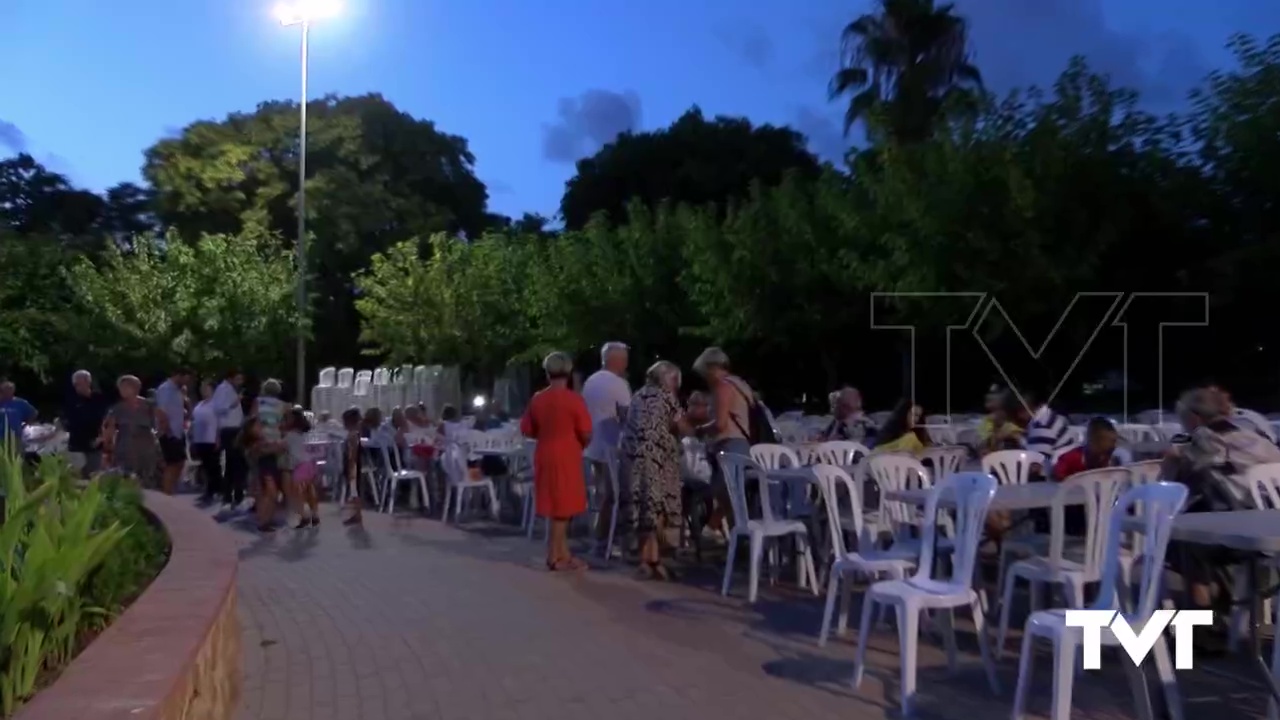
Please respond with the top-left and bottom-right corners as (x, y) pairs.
(227, 509), (1266, 720)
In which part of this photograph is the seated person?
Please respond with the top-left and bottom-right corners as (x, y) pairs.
(1052, 417), (1124, 534)
(871, 399), (930, 455)
(1161, 387), (1280, 621)
(822, 386), (878, 444)
(979, 404), (1024, 456)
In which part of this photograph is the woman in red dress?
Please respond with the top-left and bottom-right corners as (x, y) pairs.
(521, 351), (593, 571)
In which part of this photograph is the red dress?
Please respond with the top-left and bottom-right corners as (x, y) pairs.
(521, 386), (592, 519)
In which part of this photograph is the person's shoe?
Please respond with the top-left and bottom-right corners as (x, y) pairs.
(294, 517), (311, 530)
(310, 516), (320, 528)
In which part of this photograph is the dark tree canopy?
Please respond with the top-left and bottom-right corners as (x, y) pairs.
(558, 107), (822, 230)
(142, 93), (492, 367)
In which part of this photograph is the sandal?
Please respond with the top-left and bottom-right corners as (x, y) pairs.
(294, 518), (311, 530)
(549, 557), (588, 572)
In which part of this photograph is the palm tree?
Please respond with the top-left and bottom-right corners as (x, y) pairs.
(829, 0), (983, 143)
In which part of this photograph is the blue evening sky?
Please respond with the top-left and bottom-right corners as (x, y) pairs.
(2, 1), (1276, 219)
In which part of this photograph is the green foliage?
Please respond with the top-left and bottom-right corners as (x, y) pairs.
(65, 231), (302, 378)
(81, 475), (168, 620)
(0, 444), (156, 717)
(0, 234), (77, 379)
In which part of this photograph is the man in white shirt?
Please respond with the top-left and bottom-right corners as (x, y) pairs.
(582, 341), (632, 551)
(154, 368), (192, 495)
(212, 371), (246, 509)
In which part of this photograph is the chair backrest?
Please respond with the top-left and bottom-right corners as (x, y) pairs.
(911, 471), (997, 587)
(318, 367), (337, 387)
(812, 463), (862, 557)
(775, 422), (806, 444)
(1245, 462), (1280, 509)
(749, 443), (801, 470)
(1092, 482), (1188, 619)
(813, 440), (870, 467)
(337, 368), (355, 387)
(681, 438), (710, 480)
(440, 443), (468, 484)
(1116, 423), (1160, 444)
(922, 425), (958, 445)
(866, 453), (931, 538)
(717, 451), (780, 525)
(981, 450), (1044, 485)
(920, 445), (966, 481)
(1127, 460), (1163, 487)
(1046, 467), (1128, 575)
(925, 414), (951, 426)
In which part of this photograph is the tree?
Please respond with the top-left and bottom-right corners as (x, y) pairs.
(0, 232), (77, 379)
(558, 107), (822, 230)
(141, 94), (492, 368)
(66, 232), (302, 379)
(0, 154), (105, 242)
(829, 0), (983, 143)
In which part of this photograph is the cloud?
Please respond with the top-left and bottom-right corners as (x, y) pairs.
(0, 120), (26, 154)
(715, 24), (774, 72)
(541, 89), (642, 164)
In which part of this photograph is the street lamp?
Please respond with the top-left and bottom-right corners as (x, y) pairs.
(275, 0), (339, 405)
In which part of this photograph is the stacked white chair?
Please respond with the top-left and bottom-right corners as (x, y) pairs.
(352, 374), (373, 411)
(310, 366), (337, 416)
(982, 449), (1046, 592)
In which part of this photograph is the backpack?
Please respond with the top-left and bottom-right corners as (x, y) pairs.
(727, 379), (781, 445)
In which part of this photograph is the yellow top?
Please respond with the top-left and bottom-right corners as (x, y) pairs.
(874, 432), (926, 455)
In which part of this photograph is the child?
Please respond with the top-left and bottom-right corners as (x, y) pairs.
(284, 407), (320, 529)
(340, 407), (364, 526)
(238, 416), (279, 533)
(250, 380), (288, 527)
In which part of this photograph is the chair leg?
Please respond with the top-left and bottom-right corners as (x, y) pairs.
(442, 487), (453, 521)
(1049, 634), (1078, 720)
(418, 478), (430, 514)
(819, 567), (840, 646)
(996, 569), (1018, 660)
(1010, 626), (1036, 720)
(851, 592), (876, 689)
(721, 537), (738, 596)
(487, 483), (499, 520)
(972, 597), (1001, 696)
(896, 604), (920, 717)
(387, 481), (398, 514)
(748, 535), (765, 603)
(1150, 635), (1184, 720)
(603, 501), (618, 562)
(837, 576), (854, 636)
(941, 608), (959, 673)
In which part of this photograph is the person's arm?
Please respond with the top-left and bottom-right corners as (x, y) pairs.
(101, 408), (116, 454)
(21, 400), (37, 428)
(672, 396), (697, 437)
(519, 402), (537, 438)
(154, 407), (169, 433)
(574, 397), (593, 447)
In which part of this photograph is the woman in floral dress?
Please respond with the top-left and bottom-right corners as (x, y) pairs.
(619, 360), (697, 580)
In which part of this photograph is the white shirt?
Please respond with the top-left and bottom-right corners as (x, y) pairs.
(212, 380), (243, 429)
(191, 399), (219, 444)
(582, 369), (631, 462)
(154, 379), (186, 437)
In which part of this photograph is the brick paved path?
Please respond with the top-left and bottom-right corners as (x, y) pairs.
(229, 509), (1268, 720)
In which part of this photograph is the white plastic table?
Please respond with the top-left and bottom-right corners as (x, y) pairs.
(885, 481), (1085, 511)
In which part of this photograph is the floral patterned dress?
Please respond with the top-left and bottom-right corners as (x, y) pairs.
(619, 384), (682, 533)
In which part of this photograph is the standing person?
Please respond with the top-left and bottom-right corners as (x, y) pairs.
(0, 379), (37, 454)
(155, 368), (192, 495)
(339, 407), (365, 526)
(250, 379), (288, 530)
(213, 371), (247, 510)
(237, 417), (277, 533)
(582, 341), (632, 554)
(102, 375), (165, 488)
(63, 370), (108, 477)
(283, 407), (320, 529)
(521, 352), (593, 572)
(619, 361), (698, 580)
(691, 347), (756, 529)
(190, 379), (221, 503)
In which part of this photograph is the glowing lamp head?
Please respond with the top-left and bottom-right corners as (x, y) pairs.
(472, 395), (486, 409)
(274, 0), (340, 26)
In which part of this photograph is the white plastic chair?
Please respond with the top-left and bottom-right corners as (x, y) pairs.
(812, 440), (870, 467)
(995, 467), (1128, 656)
(749, 443), (801, 470)
(593, 450), (621, 562)
(813, 464), (917, 646)
(1010, 482), (1188, 720)
(920, 445), (966, 481)
(717, 452), (818, 603)
(1116, 423), (1160, 444)
(851, 472), (1002, 717)
(983, 450), (1047, 590)
(374, 441), (429, 515)
(1229, 463), (1280, 654)
(866, 453), (954, 550)
(440, 443), (498, 522)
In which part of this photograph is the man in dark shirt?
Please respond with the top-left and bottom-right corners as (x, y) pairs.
(63, 370), (109, 477)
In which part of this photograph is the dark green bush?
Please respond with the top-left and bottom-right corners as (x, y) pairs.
(82, 474), (170, 620)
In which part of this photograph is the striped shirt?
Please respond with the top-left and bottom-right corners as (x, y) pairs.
(1024, 405), (1073, 457)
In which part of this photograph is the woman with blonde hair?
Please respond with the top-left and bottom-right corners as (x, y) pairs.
(102, 375), (166, 488)
(619, 360), (697, 579)
(521, 352), (593, 571)
(692, 347), (756, 528)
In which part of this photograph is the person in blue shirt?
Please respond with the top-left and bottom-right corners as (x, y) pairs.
(0, 379), (38, 454)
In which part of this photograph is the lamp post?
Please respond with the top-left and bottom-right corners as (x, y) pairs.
(275, 0), (339, 405)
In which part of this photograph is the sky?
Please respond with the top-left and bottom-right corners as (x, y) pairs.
(1, 0), (1277, 220)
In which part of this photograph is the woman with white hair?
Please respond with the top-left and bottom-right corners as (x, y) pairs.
(102, 375), (165, 488)
(521, 352), (593, 571)
(619, 360), (697, 579)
